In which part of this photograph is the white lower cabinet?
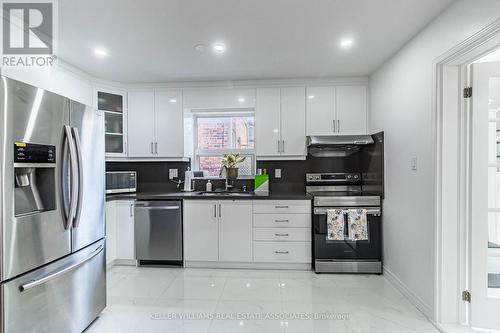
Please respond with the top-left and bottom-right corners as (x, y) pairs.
(253, 200), (311, 264)
(253, 242), (311, 263)
(105, 201), (116, 265)
(183, 200), (253, 263)
(218, 201), (253, 262)
(114, 200), (135, 261)
(183, 200), (219, 261)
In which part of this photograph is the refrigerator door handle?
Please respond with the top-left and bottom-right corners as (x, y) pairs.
(64, 125), (78, 229)
(71, 127), (84, 228)
(62, 127), (71, 228)
(19, 245), (104, 292)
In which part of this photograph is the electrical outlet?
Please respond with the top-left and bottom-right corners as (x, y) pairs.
(169, 169), (178, 179)
(275, 169), (282, 178)
(410, 157), (417, 171)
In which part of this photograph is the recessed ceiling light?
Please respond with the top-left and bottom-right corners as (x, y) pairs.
(339, 38), (354, 50)
(238, 97), (245, 103)
(212, 43), (227, 54)
(307, 95), (315, 99)
(94, 47), (108, 57)
(169, 98), (177, 103)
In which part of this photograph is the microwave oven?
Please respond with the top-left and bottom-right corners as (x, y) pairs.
(106, 171), (137, 194)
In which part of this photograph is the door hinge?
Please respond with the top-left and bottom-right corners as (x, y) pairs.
(463, 87), (472, 98)
(462, 290), (471, 303)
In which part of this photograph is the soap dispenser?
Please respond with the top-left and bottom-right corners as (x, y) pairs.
(206, 180), (212, 192)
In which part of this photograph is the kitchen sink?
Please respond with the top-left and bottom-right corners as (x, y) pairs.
(196, 191), (253, 196)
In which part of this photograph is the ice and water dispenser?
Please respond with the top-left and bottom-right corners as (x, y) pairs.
(13, 142), (56, 216)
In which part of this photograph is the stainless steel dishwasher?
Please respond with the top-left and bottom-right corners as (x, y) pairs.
(134, 200), (183, 266)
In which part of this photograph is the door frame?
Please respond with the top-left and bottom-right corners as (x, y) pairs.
(434, 18), (500, 328)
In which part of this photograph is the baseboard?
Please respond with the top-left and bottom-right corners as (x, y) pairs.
(383, 266), (434, 319)
(184, 261), (311, 270)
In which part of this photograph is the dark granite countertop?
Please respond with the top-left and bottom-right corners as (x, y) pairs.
(106, 191), (312, 202)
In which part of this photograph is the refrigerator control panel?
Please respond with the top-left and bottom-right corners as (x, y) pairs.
(14, 142), (56, 163)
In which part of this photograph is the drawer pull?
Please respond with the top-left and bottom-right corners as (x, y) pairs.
(275, 205), (289, 209)
(275, 250), (289, 254)
(274, 219), (289, 223)
(275, 233), (289, 237)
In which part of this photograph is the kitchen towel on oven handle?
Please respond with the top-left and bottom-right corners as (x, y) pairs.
(327, 209), (345, 241)
(347, 209), (369, 241)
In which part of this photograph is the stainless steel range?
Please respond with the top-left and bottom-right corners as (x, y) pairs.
(307, 172), (382, 274)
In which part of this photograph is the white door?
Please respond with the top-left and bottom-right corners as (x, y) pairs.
(183, 201), (219, 261)
(218, 200), (253, 262)
(336, 85), (367, 135)
(471, 61), (500, 330)
(127, 90), (155, 157)
(281, 87), (306, 156)
(115, 201), (135, 260)
(306, 86), (335, 135)
(255, 88), (281, 156)
(155, 89), (184, 157)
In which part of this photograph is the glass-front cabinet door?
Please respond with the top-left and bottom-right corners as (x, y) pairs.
(95, 88), (127, 157)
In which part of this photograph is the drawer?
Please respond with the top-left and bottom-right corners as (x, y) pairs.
(253, 213), (311, 228)
(253, 200), (311, 214)
(253, 227), (311, 242)
(253, 241), (311, 263)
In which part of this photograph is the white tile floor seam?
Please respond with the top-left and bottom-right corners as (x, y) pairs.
(86, 266), (439, 333)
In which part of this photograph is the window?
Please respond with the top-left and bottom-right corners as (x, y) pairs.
(194, 114), (255, 176)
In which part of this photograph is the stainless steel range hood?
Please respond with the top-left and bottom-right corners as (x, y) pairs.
(307, 135), (374, 157)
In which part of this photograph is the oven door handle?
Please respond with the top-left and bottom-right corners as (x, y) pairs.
(313, 207), (381, 216)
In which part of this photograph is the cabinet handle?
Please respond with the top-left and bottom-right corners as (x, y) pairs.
(333, 120), (336, 133)
(150, 142), (154, 154)
(275, 205), (289, 209)
(338, 120), (340, 133)
(155, 142), (158, 154)
(277, 140), (280, 153)
(274, 219), (289, 223)
(281, 140), (285, 153)
(219, 203), (221, 218)
(275, 251), (289, 254)
(129, 204), (133, 217)
(275, 233), (289, 237)
(213, 204), (217, 218)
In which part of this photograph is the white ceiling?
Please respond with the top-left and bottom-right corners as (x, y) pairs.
(59, 0), (456, 83)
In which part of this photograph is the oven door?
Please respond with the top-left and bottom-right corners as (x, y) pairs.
(313, 207), (382, 260)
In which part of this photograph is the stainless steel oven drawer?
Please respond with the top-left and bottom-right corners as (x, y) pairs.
(1, 240), (106, 333)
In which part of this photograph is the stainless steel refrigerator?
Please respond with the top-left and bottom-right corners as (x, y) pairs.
(0, 76), (106, 333)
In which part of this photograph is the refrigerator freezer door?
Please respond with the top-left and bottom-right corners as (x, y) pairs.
(0, 239), (106, 333)
(0, 76), (71, 281)
(69, 101), (105, 252)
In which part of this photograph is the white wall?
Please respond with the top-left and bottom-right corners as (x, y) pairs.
(369, 0), (500, 320)
(1, 61), (94, 105)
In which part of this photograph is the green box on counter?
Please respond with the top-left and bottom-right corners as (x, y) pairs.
(254, 174), (269, 194)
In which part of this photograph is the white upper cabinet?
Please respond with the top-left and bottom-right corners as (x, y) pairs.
(306, 86), (335, 135)
(127, 89), (185, 158)
(255, 87), (306, 158)
(335, 85), (367, 135)
(281, 87), (306, 156)
(127, 90), (156, 157)
(306, 85), (367, 136)
(154, 89), (184, 157)
(96, 87), (128, 158)
(255, 88), (281, 156)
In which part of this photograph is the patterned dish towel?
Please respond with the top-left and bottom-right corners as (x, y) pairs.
(348, 209), (369, 241)
(327, 209), (345, 241)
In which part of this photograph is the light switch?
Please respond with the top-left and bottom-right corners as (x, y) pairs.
(410, 157), (417, 171)
(169, 169), (178, 179)
(275, 169), (281, 178)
